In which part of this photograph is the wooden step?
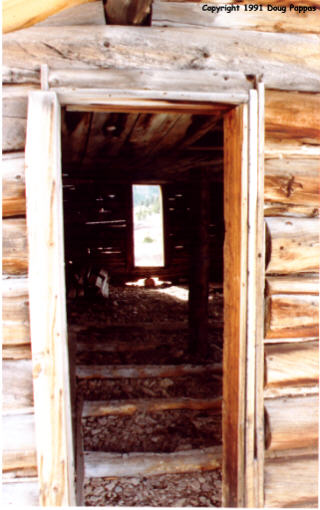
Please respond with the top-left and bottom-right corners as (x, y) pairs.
(84, 446), (222, 478)
(82, 397), (222, 417)
(76, 363), (222, 380)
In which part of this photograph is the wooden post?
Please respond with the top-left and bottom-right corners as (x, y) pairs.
(223, 104), (248, 507)
(25, 91), (75, 505)
(188, 170), (210, 357)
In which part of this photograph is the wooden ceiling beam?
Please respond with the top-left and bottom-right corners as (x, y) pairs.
(103, 0), (152, 25)
(2, 0), (98, 34)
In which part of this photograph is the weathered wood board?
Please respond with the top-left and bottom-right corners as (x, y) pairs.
(2, 360), (34, 410)
(265, 293), (319, 339)
(2, 278), (30, 349)
(2, 218), (28, 275)
(264, 452), (318, 507)
(3, 26), (320, 91)
(265, 217), (320, 274)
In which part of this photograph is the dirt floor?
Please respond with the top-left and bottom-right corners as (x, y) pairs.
(68, 281), (224, 506)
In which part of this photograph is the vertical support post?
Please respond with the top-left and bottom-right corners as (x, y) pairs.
(188, 170), (210, 357)
(25, 91), (75, 506)
(126, 184), (134, 271)
(222, 104), (248, 507)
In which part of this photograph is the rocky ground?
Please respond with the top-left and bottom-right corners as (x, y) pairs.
(68, 281), (223, 506)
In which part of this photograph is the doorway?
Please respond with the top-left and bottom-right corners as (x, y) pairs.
(25, 81), (264, 507)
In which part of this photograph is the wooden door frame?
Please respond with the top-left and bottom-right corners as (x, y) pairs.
(25, 71), (265, 507)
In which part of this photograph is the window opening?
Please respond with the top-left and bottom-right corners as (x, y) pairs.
(132, 184), (165, 267)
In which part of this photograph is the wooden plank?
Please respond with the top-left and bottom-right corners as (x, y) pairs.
(265, 90), (320, 143)
(264, 452), (318, 507)
(266, 275), (319, 295)
(85, 446), (222, 478)
(265, 138), (320, 158)
(2, 218), (28, 275)
(82, 397), (222, 417)
(2, 85), (37, 152)
(265, 341), (319, 389)
(2, 360), (34, 410)
(104, 0), (152, 25)
(2, 0), (98, 33)
(255, 81), (265, 507)
(152, 1), (320, 34)
(48, 68), (251, 102)
(25, 91), (75, 505)
(223, 105), (247, 507)
(2, 278), (30, 347)
(2, 152), (26, 217)
(265, 293), (319, 339)
(3, 26), (320, 92)
(264, 157), (320, 207)
(36, 1), (105, 26)
(2, 344), (32, 360)
(2, 412), (37, 474)
(76, 363), (222, 380)
(265, 395), (319, 451)
(2, 479), (39, 506)
(265, 217), (320, 274)
(245, 89), (258, 507)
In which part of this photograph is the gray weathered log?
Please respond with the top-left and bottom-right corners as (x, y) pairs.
(2, 152), (26, 217)
(3, 26), (320, 91)
(2, 360), (34, 411)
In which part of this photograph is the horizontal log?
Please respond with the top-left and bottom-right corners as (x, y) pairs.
(265, 90), (320, 143)
(265, 395), (319, 451)
(36, 1), (105, 27)
(2, 479), (39, 506)
(264, 384), (319, 400)
(265, 138), (320, 158)
(264, 452), (318, 507)
(3, 218), (28, 275)
(265, 217), (320, 274)
(152, 1), (320, 33)
(82, 397), (222, 417)
(265, 341), (319, 389)
(2, 412), (37, 474)
(2, 117), (26, 152)
(2, 152), (26, 217)
(76, 363), (222, 380)
(2, 344), (32, 360)
(3, 0), (97, 33)
(84, 445), (222, 478)
(3, 26), (320, 91)
(266, 275), (319, 295)
(264, 204), (319, 218)
(265, 293), (319, 339)
(264, 157), (320, 207)
(2, 360), (34, 410)
(2, 278), (30, 346)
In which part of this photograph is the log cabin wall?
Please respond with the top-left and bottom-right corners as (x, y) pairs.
(2, 0), (320, 506)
